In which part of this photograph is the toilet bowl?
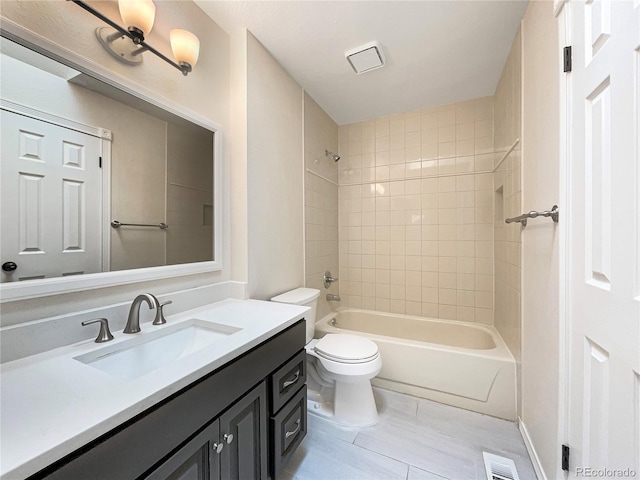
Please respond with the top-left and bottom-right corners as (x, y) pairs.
(271, 288), (381, 427)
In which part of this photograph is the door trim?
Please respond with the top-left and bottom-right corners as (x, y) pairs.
(0, 99), (112, 140)
(556, 1), (572, 478)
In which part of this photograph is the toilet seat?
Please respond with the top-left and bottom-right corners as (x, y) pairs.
(314, 334), (379, 364)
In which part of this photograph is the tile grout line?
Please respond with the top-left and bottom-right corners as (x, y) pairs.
(351, 433), (452, 480)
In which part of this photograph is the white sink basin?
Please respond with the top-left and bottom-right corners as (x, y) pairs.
(74, 319), (242, 380)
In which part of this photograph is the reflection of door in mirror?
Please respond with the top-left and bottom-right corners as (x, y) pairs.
(0, 110), (103, 282)
(0, 39), (215, 283)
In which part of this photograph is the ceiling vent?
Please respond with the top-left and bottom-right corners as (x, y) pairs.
(345, 41), (386, 74)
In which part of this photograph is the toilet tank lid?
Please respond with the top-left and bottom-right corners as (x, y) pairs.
(270, 288), (320, 305)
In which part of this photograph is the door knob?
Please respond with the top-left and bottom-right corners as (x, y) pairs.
(2, 262), (17, 272)
(223, 433), (234, 444)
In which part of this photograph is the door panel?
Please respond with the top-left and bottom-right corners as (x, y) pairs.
(1, 110), (102, 281)
(566, 0), (640, 475)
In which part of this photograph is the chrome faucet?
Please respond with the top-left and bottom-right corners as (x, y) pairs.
(326, 294), (341, 302)
(124, 294), (156, 334)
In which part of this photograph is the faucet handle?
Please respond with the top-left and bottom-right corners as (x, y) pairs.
(153, 299), (172, 325)
(82, 318), (114, 343)
(323, 270), (338, 289)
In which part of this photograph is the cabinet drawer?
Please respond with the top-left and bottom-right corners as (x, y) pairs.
(269, 350), (306, 413)
(270, 386), (307, 478)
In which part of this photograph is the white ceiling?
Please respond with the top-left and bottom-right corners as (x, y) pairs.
(195, 1), (528, 125)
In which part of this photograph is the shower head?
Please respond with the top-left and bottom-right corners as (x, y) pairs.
(325, 150), (341, 162)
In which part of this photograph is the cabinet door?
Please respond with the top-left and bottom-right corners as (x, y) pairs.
(145, 421), (221, 480)
(219, 382), (268, 480)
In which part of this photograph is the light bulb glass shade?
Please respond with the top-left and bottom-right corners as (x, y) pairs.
(170, 29), (200, 68)
(118, 0), (156, 37)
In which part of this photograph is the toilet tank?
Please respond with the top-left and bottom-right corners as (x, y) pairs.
(270, 288), (320, 343)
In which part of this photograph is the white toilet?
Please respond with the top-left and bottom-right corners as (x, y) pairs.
(271, 288), (382, 427)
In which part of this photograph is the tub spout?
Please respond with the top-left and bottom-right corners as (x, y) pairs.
(326, 294), (341, 302)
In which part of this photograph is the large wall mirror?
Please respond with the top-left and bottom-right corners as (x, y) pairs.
(0, 28), (222, 301)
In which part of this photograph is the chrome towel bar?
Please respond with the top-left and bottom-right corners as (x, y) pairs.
(505, 205), (559, 227)
(111, 220), (168, 230)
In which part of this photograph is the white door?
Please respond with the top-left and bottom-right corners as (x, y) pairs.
(565, 0), (640, 475)
(0, 110), (103, 281)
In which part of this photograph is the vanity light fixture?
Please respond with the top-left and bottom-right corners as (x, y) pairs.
(69, 0), (200, 76)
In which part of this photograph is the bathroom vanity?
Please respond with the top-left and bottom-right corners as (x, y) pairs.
(0, 300), (308, 480)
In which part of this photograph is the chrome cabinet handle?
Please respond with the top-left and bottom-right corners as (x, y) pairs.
(81, 318), (114, 343)
(223, 433), (234, 444)
(285, 419), (301, 439)
(212, 442), (223, 454)
(282, 370), (300, 390)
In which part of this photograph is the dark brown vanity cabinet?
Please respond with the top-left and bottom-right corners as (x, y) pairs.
(268, 350), (307, 478)
(146, 382), (268, 480)
(31, 320), (306, 480)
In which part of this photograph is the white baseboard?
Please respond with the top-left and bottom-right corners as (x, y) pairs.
(519, 418), (547, 480)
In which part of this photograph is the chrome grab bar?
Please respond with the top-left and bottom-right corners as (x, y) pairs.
(505, 205), (559, 227)
(111, 220), (168, 230)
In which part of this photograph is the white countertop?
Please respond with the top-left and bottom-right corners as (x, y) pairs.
(0, 299), (308, 479)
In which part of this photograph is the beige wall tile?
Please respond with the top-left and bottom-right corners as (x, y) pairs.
(336, 96), (497, 325)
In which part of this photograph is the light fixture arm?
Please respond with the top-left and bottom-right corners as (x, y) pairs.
(68, 0), (192, 76)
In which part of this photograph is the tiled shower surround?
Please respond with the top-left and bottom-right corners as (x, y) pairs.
(304, 93), (340, 321)
(337, 98), (497, 323)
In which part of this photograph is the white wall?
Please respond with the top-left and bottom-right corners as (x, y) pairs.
(0, 0), (231, 326)
(246, 33), (304, 299)
(229, 29), (249, 287)
(520, 0), (561, 477)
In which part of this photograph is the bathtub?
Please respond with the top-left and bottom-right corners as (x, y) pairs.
(316, 308), (516, 420)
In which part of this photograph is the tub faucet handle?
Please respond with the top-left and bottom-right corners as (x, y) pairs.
(323, 271), (338, 289)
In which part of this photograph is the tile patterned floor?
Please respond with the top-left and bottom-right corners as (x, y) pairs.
(282, 388), (537, 480)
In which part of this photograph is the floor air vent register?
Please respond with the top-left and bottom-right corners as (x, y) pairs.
(483, 452), (520, 480)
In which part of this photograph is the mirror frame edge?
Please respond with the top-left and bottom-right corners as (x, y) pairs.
(0, 17), (224, 303)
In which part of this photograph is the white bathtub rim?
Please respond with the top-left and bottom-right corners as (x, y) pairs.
(330, 307), (499, 335)
(317, 309), (515, 363)
(318, 323), (512, 362)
